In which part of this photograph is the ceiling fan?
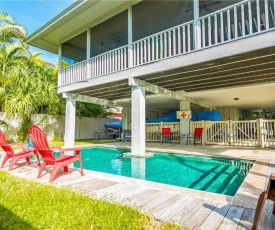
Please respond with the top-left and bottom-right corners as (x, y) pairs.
(101, 36), (125, 50)
(185, 0), (222, 13)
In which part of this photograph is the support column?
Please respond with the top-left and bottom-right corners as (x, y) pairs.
(193, 0), (201, 50)
(131, 86), (145, 155)
(87, 28), (91, 60)
(58, 44), (62, 87)
(128, 5), (133, 68)
(87, 28), (91, 79)
(180, 101), (191, 144)
(64, 98), (76, 147)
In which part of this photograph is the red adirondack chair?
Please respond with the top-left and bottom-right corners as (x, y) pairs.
(29, 125), (84, 182)
(0, 130), (33, 170)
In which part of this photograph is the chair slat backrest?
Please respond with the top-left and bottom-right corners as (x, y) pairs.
(194, 128), (203, 136)
(0, 130), (14, 157)
(162, 128), (171, 135)
(29, 125), (55, 164)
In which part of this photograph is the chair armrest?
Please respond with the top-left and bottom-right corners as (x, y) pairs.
(9, 142), (25, 147)
(55, 147), (81, 156)
(49, 146), (62, 150)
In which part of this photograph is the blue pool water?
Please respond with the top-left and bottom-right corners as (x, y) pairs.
(74, 147), (254, 196)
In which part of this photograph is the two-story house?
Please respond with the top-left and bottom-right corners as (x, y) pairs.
(27, 0), (275, 154)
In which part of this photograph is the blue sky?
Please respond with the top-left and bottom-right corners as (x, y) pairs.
(1, 0), (75, 64)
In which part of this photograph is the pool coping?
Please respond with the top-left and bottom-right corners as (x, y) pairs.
(76, 144), (272, 209)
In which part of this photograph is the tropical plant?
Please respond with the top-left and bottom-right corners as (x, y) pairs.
(0, 12), (27, 46)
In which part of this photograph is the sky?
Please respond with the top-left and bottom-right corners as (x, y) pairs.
(1, 0), (75, 64)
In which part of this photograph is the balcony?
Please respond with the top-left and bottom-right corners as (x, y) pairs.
(59, 0), (275, 87)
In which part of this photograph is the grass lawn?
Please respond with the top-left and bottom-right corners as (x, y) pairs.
(0, 171), (185, 230)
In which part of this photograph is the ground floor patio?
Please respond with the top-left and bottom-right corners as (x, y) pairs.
(1, 142), (275, 229)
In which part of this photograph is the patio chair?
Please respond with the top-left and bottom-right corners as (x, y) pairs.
(252, 173), (275, 230)
(0, 130), (33, 170)
(29, 125), (84, 182)
(161, 128), (172, 144)
(186, 127), (203, 146)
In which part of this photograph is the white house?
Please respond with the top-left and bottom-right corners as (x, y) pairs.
(27, 0), (275, 153)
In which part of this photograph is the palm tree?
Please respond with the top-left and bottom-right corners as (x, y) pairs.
(0, 12), (27, 46)
(2, 53), (60, 141)
(0, 13), (60, 141)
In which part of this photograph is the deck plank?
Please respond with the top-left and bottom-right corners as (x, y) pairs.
(183, 201), (218, 230)
(236, 208), (255, 230)
(70, 178), (118, 192)
(199, 204), (230, 230)
(141, 192), (177, 213)
(155, 195), (191, 220)
(259, 200), (275, 230)
(218, 206), (244, 230)
(128, 189), (165, 208)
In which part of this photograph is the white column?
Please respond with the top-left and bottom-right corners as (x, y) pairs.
(58, 44), (62, 87)
(128, 5), (133, 68)
(180, 100), (191, 144)
(193, 0), (201, 49)
(87, 28), (91, 60)
(131, 86), (145, 155)
(87, 28), (91, 79)
(64, 98), (76, 147)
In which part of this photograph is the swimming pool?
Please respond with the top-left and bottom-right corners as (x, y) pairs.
(74, 147), (254, 196)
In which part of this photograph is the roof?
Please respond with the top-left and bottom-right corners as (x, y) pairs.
(26, 0), (139, 53)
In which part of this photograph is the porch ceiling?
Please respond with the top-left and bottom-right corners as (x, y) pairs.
(69, 45), (275, 111)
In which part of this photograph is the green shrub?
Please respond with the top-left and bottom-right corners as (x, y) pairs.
(0, 171), (184, 230)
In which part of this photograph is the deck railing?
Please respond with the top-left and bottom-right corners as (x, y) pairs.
(199, 0), (275, 48)
(190, 119), (275, 147)
(132, 21), (194, 67)
(146, 122), (180, 142)
(59, 0), (275, 86)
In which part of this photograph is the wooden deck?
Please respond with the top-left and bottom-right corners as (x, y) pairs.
(1, 143), (275, 229)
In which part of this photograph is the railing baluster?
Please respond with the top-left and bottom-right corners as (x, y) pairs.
(220, 11), (224, 42)
(144, 40), (147, 63)
(160, 34), (163, 59)
(156, 36), (159, 60)
(141, 41), (143, 64)
(137, 42), (140, 65)
(214, 14), (218, 43)
(147, 38), (150, 62)
(265, 0), (269, 29)
(208, 16), (211, 46)
(168, 30), (171, 57)
(173, 29), (176, 56)
(234, 6), (238, 38)
(133, 43), (136, 66)
(256, 0), (261, 32)
(182, 26), (186, 52)
(241, 4), (245, 36)
(227, 9), (231, 40)
(151, 37), (155, 61)
(177, 27), (181, 54)
(164, 32), (167, 58)
(248, 1), (252, 34)
(187, 24), (190, 51)
(202, 18), (205, 47)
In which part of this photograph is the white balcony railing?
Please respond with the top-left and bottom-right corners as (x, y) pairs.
(59, 0), (275, 86)
(132, 20), (194, 67)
